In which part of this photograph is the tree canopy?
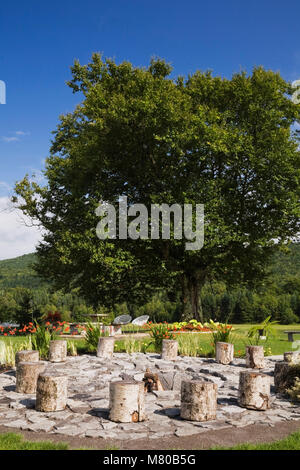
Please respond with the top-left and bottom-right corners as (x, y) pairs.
(14, 54), (300, 320)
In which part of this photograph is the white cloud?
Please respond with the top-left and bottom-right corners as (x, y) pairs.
(15, 131), (30, 136)
(0, 197), (43, 260)
(1, 136), (19, 143)
(0, 182), (12, 194)
(1, 131), (30, 143)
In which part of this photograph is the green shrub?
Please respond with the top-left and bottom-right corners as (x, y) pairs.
(31, 322), (56, 359)
(84, 322), (108, 351)
(0, 337), (32, 367)
(66, 340), (77, 356)
(287, 377), (300, 402)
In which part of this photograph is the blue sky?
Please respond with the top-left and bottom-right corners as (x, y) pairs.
(0, 0), (300, 259)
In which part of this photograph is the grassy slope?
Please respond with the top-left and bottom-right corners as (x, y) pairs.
(1, 242), (300, 290)
(0, 253), (45, 289)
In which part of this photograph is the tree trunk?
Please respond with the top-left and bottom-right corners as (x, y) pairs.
(109, 381), (146, 423)
(49, 340), (67, 363)
(238, 371), (270, 410)
(161, 339), (178, 360)
(16, 361), (47, 394)
(15, 350), (39, 367)
(97, 337), (115, 358)
(181, 380), (217, 421)
(36, 372), (68, 412)
(246, 346), (265, 369)
(215, 342), (234, 364)
(274, 362), (291, 393)
(181, 273), (205, 322)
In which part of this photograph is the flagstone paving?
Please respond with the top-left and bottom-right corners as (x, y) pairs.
(0, 353), (299, 440)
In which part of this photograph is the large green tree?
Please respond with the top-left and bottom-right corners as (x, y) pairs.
(14, 55), (300, 320)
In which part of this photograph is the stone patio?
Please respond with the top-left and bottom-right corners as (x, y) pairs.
(0, 353), (299, 440)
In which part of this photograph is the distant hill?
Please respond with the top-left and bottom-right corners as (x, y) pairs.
(269, 243), (300, 280)
(1, 243), (300, 291)
(0, 253), (46, 289)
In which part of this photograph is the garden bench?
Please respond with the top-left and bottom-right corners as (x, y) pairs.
(284, 331), (300, 342)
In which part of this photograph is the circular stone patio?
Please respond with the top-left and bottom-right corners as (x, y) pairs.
(0, 353), (299, 440)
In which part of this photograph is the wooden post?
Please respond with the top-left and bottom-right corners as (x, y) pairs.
(36, 372), (68, 412)
(97, 337), (115, 358)
(16, 361), (47, 394)
(283, 351), (300, 365)
(48, 340), (67, 363)
(109, 381), (146, 423)
(15, 350), (39, 367)
(180, 380), (218, 421)
(161, 339), (178, 360)
(246, 345), (265, 369)
(215, 342), (234, 365)
(238, 371), (270, 410)
(274, 361), (291, 393)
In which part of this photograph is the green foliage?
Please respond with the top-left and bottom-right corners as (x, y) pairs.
(177, 334), (203, 356)
(209, 320), (235, 347)
(134, 292), (180, 323)
(146, 322), (176, 352)
(31, 322), (56, 359)
(0, 432), (69, 450)
(247, 315), (278, 344)
(0, 254), (44, 289)
(280, 364), (300, 395)
(287, 377), (300, 403)
(84, 321), (108, 351)
(0, 337), (32, 367)
(66, 339), (77, 356)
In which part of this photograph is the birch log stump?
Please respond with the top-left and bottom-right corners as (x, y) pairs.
(274, 361), (291, 393)
(180, 380), (218, 421)
(109, 381), (146, 423)
(36, 372), (68, 412)
(246, 346), (265, 369)
(215, 342), (234, 365)
(284, 351), (300, 365)
(161, 339), (178, 360)
(16, 361), (47, 394)
(48, 340), (67, 363)
(97, 337), (115, 358)
(15, 350), (39, 367)
(238, 371), (270, 410)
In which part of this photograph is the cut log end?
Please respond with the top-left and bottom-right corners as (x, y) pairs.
(161, 339), (178, 361)
(181, 380), (218, 421)
(215, 342), (234, 365)
(238, 370), (270, 410)
(109, 381), (146, 423)
(48, 340), (67, 363)
(246, 345), (265, 369)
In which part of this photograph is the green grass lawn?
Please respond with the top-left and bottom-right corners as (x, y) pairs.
(113, 323), (300, 357)
(1, 323), (300, 357)
(0, 432), (69, 450)
(213, 429), (300, 450)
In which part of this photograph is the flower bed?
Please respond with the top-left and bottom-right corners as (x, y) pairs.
(0, 322), (86, 337)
